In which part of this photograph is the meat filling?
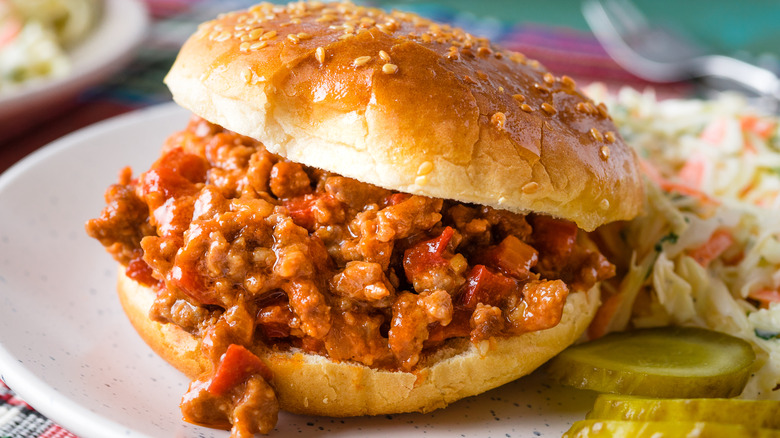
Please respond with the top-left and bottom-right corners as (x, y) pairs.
(86, 116), (615, 435)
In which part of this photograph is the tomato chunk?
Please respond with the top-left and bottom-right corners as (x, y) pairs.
(208, 344), (273, 397)
(458, 265), (517, 309)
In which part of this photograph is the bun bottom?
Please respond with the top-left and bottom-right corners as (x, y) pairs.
(117, 268), (600, 416)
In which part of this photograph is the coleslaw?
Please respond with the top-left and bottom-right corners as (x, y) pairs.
(0, 0), (100, 91)
(587, 86), (780, 400)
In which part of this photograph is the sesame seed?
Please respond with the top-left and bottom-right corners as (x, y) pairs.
(543, 72), (555, 84)
(604, 131), (616, 143)
(576, 102), (589, 114)
(498, 86), (504, 93)
(261, 30), (277, 40)
(415, 175), (428, 186)
(599, 145), (610, 161)
(512, 94), (525, 102)
(315, 47), (325, 64)
(353, 55), (372, 67)
(382, 63), (398, 74)
(597, 103), (610, 119)
(249, 41), (268, 50)
(509, 52), (526, 63)
(477, 46), (492, 56)
(520, 103), (533, 112)
(297, 32), (312, 40)
(417, 161), (434, 175)
(378, 50), (391, 62)
(491, 112), (507, 129)
(463, 75), (477, 85)
(287, 34), (300, 43)
(214, 31), (231, 42)
(494, 51), (504, 59)
(541, 103), (556, 115)
(590, 128), (604, 142)
(316, 14), (337, 23)
(561, 75), (576, 89)
(522, 182), (539, 194)
(241, 69), (252, 83)
(600, 198), (610, 210)
(249, 27), (264, 39)
(240, 41), (251, 52)
(534, 83), (550, 93)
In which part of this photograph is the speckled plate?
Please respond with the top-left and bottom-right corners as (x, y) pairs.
(0, 103), (595, 438)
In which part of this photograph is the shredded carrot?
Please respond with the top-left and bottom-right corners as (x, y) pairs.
(677, 153), (707, 189)
(687, 229), (735, 267)
(700, 117), (728, 145)
(748, 289), (780, 309)
(639, 159), (720, 206)
(0, 16), (22, 48)
(740, 115), (776, 140)
(587, 293), (623, 340)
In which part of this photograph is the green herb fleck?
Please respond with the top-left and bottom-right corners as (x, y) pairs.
(654, 232), (679, 252)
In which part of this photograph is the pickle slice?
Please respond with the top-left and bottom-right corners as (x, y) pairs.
(563, 420), (780, 438)
(546, 326), (755, 398)
(587, 395), (780, 429)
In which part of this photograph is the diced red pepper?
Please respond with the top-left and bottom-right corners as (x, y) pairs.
(426, 306), (471, 344)
(403, 227), (454, 283)
(383, 193), (412, 206)
(208, 344), (273, 397)
(283, 193), (340, 230)
(125, 252), (157, 286)
(458, 265), (517, 309)
(473, 235), (538, 280)
(140, 148), (209, 199)
(169, 264), (221, 306)
(256, 304), (294, 339)
(531, 215), (578, 263)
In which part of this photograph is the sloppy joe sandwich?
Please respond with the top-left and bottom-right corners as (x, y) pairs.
(86, 2), (644, 436)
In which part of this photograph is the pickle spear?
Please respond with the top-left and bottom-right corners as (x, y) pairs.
(546, 326), (755, 398)
(563, 420), (780, 438)
(587, 395), (780, 429)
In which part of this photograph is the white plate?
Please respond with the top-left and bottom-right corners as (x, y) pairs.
(0, 0), (149, 137)
(0, 103), (596, 438)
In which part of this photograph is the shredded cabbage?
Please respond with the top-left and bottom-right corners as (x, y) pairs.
(588, 86), (780, 400)
(0, 0), (100, 91)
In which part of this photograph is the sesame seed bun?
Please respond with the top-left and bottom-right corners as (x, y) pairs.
(163, 2), (643, 232)
(117, 268), (601, 416)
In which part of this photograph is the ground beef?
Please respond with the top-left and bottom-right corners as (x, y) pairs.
(86, 115), (616, 434)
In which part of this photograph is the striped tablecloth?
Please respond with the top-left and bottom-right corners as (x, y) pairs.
(0, 1), (689, 436)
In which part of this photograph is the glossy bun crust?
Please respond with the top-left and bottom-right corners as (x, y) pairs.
(164, 2), (643, 231)
(118, 270), (600, 416)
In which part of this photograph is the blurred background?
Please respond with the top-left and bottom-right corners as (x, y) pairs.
(2, 0), (779, 166)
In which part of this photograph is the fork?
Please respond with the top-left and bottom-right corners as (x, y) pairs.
(582, 0), (780, 107)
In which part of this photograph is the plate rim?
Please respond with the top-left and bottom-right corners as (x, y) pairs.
(0, 102), (186, 438)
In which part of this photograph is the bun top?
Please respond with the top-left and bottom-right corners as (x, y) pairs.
(164, 1), (643, 231)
